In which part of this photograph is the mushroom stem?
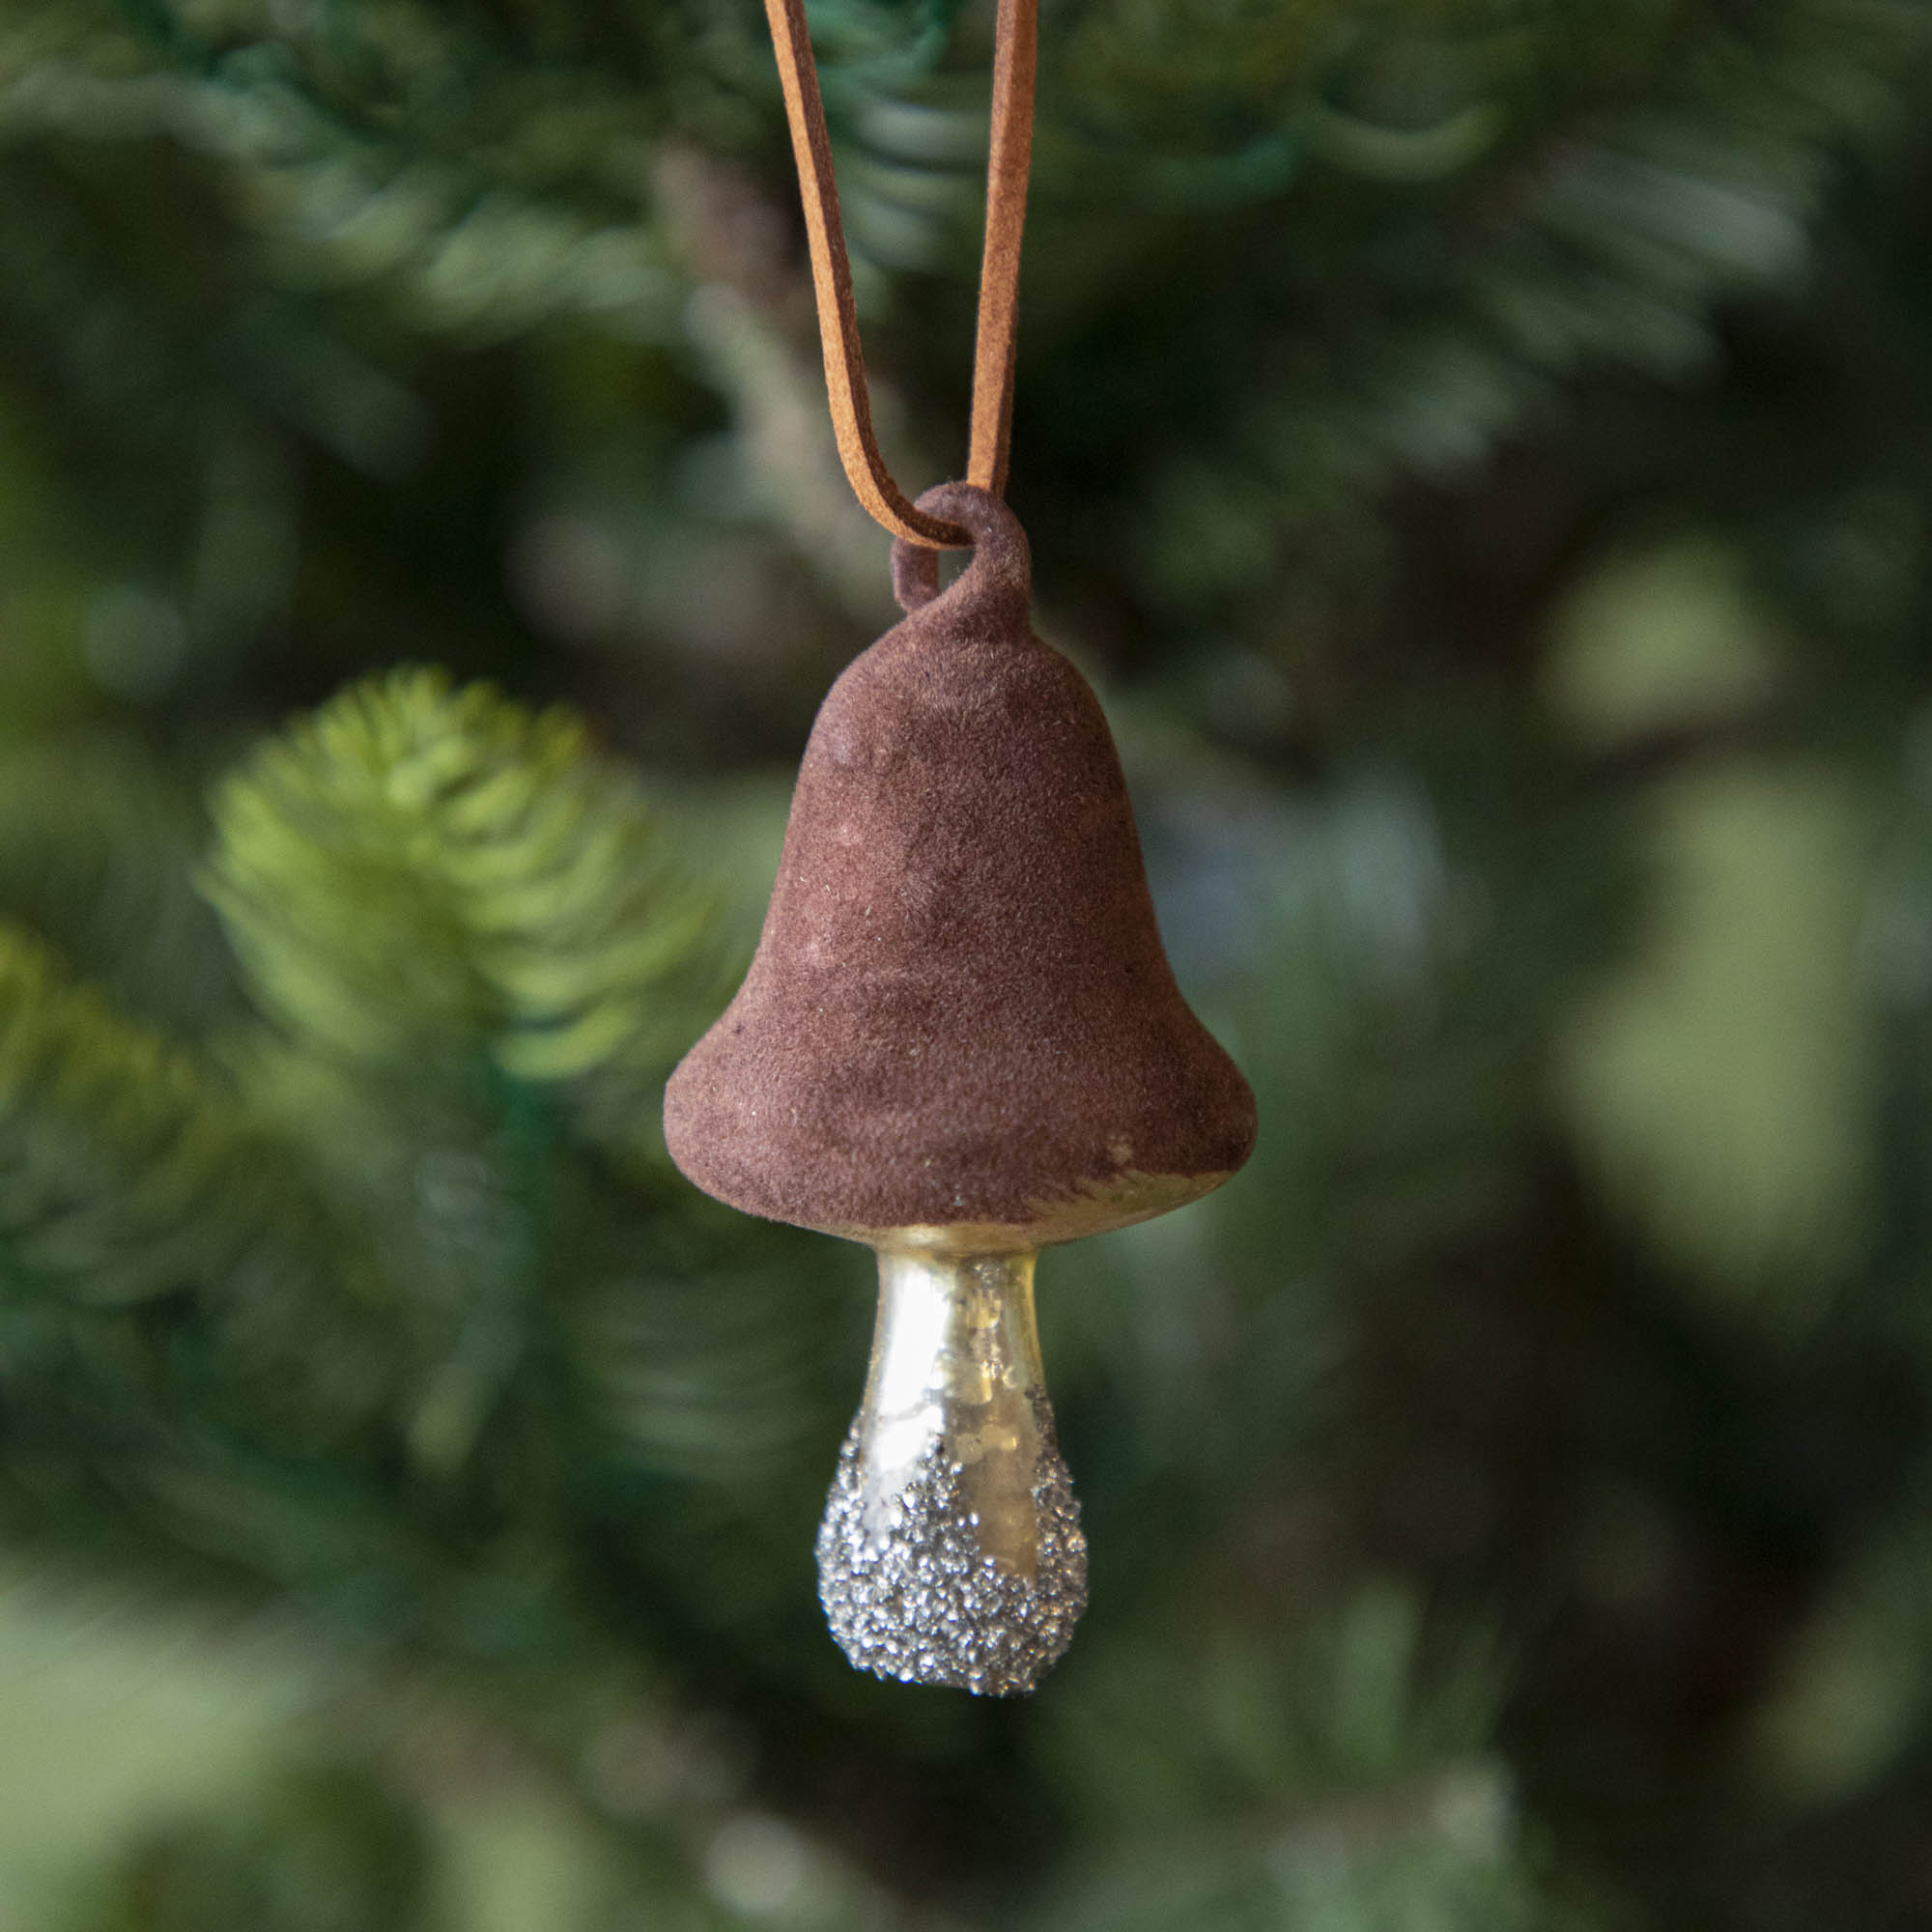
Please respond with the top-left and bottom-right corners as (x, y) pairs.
(815, 1248), (1088, 1694)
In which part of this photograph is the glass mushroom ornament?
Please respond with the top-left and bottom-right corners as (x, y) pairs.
(665, 484), (1256, 1695)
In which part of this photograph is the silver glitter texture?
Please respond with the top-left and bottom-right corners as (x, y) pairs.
(815, 1388), (1088, 1696)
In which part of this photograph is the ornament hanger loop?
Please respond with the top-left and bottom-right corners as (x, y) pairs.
(890, 482), (1030, 615)
(761, 0), (1038, 550)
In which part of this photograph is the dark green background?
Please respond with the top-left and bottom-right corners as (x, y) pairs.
(2, 2), (1931, 1926)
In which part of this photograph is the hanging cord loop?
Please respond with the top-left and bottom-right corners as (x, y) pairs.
(762, 0), (1038, 549)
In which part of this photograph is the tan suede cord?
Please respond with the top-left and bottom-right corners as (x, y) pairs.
(762, 0), (1037, 548)
(965, 0), (1037, 500)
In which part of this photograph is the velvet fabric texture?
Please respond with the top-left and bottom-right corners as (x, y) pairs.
(664, 483), (1255, 1241)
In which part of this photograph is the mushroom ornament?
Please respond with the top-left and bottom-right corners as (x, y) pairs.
(666, 484), (1255, 1693)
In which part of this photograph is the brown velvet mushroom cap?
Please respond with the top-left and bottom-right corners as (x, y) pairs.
(664, 483), (1256, 1252)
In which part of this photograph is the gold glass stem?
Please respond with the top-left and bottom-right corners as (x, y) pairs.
(857, 1249), (1045, 1576)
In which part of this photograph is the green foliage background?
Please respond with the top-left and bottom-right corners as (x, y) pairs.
(2, 0), (1932, 1925)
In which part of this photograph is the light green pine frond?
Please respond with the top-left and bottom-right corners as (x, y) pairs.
(204, 667), (719, 1106)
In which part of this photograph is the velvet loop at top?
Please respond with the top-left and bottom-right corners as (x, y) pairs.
(890, 484), (1031, 619)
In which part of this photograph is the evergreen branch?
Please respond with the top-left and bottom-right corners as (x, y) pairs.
(0, 923), (255, 1304)
(0, 921), (393, 1453)
(204, 667), (723, 1131)
(0, 3), (688, 344)
(1034, 1585), (1537, 1932)
(0, 733), (238, 1038)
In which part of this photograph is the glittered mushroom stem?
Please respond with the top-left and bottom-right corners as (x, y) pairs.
(816, 1247), (1086, 1695)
